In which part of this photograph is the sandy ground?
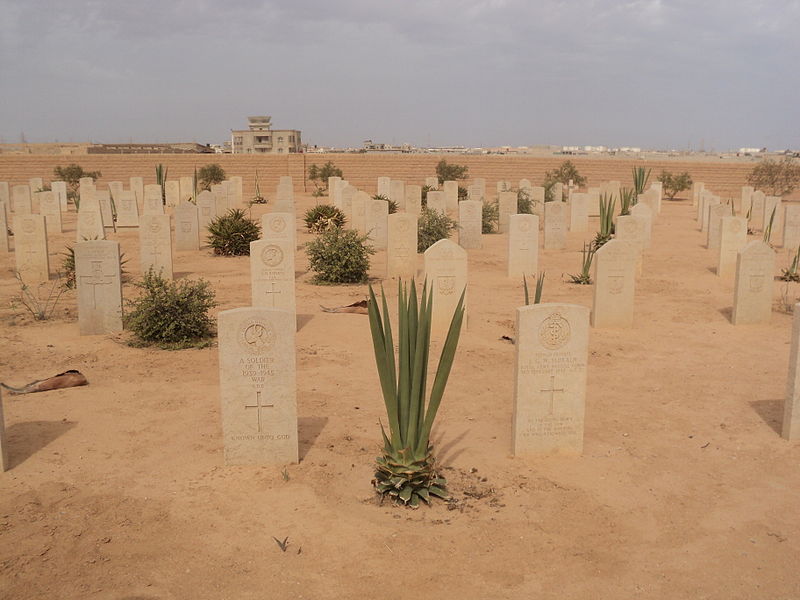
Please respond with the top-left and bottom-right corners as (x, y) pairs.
(1, 192), (799, 600)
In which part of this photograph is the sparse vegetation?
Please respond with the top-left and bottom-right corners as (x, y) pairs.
(569, 244), (595, 285)
(52, 164), (101, 203)
(658, 170), (693, 200)
(368, 279), (465, 506)
(421, 184), (435, 208)
(306, 227), (374, 284)
(632, 166), (651, 198)
(780, 245), (800, 282)
(197, 164), (226, 191)
(482, 202), (499, 233)
(543, 161), (586, 201)
(14, 272), (67, 320)
(125, 268), (217, 349)
(418, 207), (458, 252)
(304, 204), (346, 233)
(523, 272), (545, 304)
(619, 187), (636, 216)
(251, 169), (266, 204)
(592, 194), (616, 250)
(746, 157), (800, 197)
(155, 163), (168, 204)
(207, 209), (261, 256)
(308, 161), (343, 194)
(517, 188), (533, 214)
(435, 159), (468, 185)
(373, 194), (398, 214)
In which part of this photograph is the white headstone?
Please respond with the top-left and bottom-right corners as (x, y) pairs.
(424, 239), (468, 339)
(76, 210), (105, 241)
(197, 190), (217, 232)
(543, 202), (567, 250)
(782, 305), (800, 440)
(390, 180), (406, 212)
(717, 216), (747, 278)
(366, 199), (389, 250)
(404, 184), (422, 216)
(629, 203), (653, 248)
(458, 200), (482, 250)
(387, 213), (418, 281)
(13, 214), (49, 282)
(706, 204), (731, 249)
(116, 191), (139, 227)
(251, 214), (296, 312)
(508, 214), (539, 278)
(498, 191), (516, 234)
(732, 241), (775, 325)
(591, 240), (637, 328)
(51, 181), (68, 211)
(143, 185), (164, 215)
(174, 202), (200, 251)
(75, 240), (123, 335)
(38, 191), (62, 233)
(12, 185), (32, 215)
(427, 191), (446, 215)
(165, 180), (180, 207)
(443, 181), (458, 216)
(139, 214), (173, 279)
(783, 204), (800, 251)
(569, 193), (589, 233)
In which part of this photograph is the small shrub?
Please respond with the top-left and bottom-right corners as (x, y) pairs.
(53, 164), (101, 203)
(125, 269), (217, 349)
(569, 244), (595, 285)
(517, 189), (533, 214)
(435, 159), (468, 185)
(747, 157), (800, 197)
(421, 184), (436, 208)
(482, 202), (499, 233)
(543, 160), (586, 193)
(658, 170), (693, 200)
(197, 164), (226, 191)
(372, 194), (398, 214)
(304, 204), (346, 232)
(306, 227), (374, 284)
(418, 208), (458, 253)
(14, 272), (67, 320)
(308, 161), (343, 193)
(207, 209), (261, 256)
(458, 186), (468, 201)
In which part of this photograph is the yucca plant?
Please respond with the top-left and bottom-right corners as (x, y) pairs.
(523, 272), (545, 305)
(592, 194), (616, 250)
(632, 166), (651, 198)
(367, 279), (465, 507)
(619, 187), (636, 216)
(155, 163), (168, 205)
(763, 206), (777, 244)
(780, 245), (800, 282)
(207, 208), (261, 256)
(569, 243), (594, 284)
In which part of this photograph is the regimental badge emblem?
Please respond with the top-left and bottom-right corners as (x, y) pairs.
(539, 312), (570, 350)
(438, 276), (455, 296)
(519, 219), (531, 232)
(181, 222), (192, 233)
(261, 244), (283, 267)
(749, 273), (764, 293)
(270, 217), (286, 233)
(608, 275), (624, 295)
(239, 319), (276, 354)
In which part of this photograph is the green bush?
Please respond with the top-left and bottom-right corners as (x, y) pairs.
(308, 161), (343, 193)
(482, 202), (499, 233)
(747, 157), (800, 197)
(304, 204), (346, 232)
(517, 189), (533, 214)
(207, 209), (261, 256)
(198, 164), (226, 191)
(125, 268), (217, 349)
(53, 164), (101, 202)
(306, 227), (374, 284)
(657, 170), (693, 200)
(418, 207), (458, 252)
(435, 159), (468, 185)
(543, 160), (586, 190)
(421, 184), (435, 208)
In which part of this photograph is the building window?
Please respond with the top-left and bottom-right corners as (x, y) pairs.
(278, 136), (283, 143)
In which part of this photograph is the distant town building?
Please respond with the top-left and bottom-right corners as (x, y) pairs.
(230, 116), (302, 154)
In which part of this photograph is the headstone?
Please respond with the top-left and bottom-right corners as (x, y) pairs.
(591, 239), (637, 328)
(740, 186), (754, 216)
(717, 216), (747, 277)
(12, 185), (32, 215)
(629, 203), (653, 248)
(76, 210), (105, 241)
(706, 204), (731, 249)
(108, 181), (124, 204)
(366, 199), (389, 250)
(96, 190), (114, 228)
(551, 182), (563, 203)
(701, 194), (720, 232)
(340, 185), (356, 223)
(732, 241), (775, 325)
(473, 178), (486, 199)
(692, 182), (705, 208)
(179, 177), (194, 203)
(498, 191), (516, 234)
(130, 177), (144, 208)
(467, 184), (483, 203)
(229, 176), (243, 207)
(783, 204), (800, 251)
(425, 176), (439, 189)
(586, 188), (601, 218)
(75, 240), (123, 335)
(387, 213), (418, 280)
(443, 181), (458, 216)
(424, 239), (468, 339)
(377, 177), (391, 198)
(350, 192), (369, 236)
(0, 183), (8, 210)
(165, 180), (180, 207)
(569, 193), (589, 232)
(211, 183), (229, 214)
(750, 191), (765, 231)
(519, 179), (532, 193)
(512, 303), (589, 456)
(508, 214), (539, 278)
(38, 191), (62, 233)
(250, 214), (296, 312)
(139, 214), (173, 279)
(639, 189), (659, 218)
(197, 190), (217, 232)
(217, 307), (298, 465)
(782, 305), (800, 440)
(389, 180), (406, 212)
(116, 191), (139, 227)
(458, 200), (482, 250)
(29, 177), (44, 192)
(13, 214), (49, 282)
(615, 215), (645, 267)
(404, 184), (422, 216)
(531, 187), (546, 218)
(0, 204), (8, 252)
(327, 176), (341, 202)
(143, 185), (164, 215)
(275, 183), (294, 212)
(174, 202), (200, 251)
(427, 191), (446, 215)
(279, 175), (293, 187)
(51, 181), (68, 211)
(543, 201), (567, 250)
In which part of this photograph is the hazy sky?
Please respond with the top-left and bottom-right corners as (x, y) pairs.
(1, 0), (798, 150)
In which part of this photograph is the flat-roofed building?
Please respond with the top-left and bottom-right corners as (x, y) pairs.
(230, 116), (302, 154)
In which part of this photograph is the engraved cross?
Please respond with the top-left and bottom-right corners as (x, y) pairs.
(264, 282), (281, 307)
(80, 261), (114, 308)
(245, 390), (274, 433)
(540, 375), (565, 416)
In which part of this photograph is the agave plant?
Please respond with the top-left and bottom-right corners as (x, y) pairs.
(763, 206), (777, 244)
(367, 279), (465, 507)
(780, 245), (800, 282)
(568, 243), (595, 285)
(523, 272), (545, 305)
(592, 193), (616, 250)
(619, 187), (636, 216)
(632, 166), (651, 197)
(155, 163), (168, 205)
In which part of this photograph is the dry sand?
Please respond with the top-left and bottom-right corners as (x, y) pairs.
(1, 191), (799, 599)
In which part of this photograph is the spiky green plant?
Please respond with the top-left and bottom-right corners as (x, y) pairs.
(523, 272), (545, 305)
(372, 194), (398, 214)
(367, 279), (465, 507)
(780, 245), (800, 282)
(569, 243), (595, 284)
(206, 208), (261, 256)
(593, 194), (616, 250)
(763, 206), (777, 244)
(632, 166), (651, 197)
(619, 187), (636, 216)
(155, 164), (168, 204)
(191, 166), (198, 204)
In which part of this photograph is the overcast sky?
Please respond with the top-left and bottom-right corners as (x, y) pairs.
(1, 0), (798, 150)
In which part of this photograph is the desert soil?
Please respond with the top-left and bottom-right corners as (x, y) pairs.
(1, 191), (799, 600)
